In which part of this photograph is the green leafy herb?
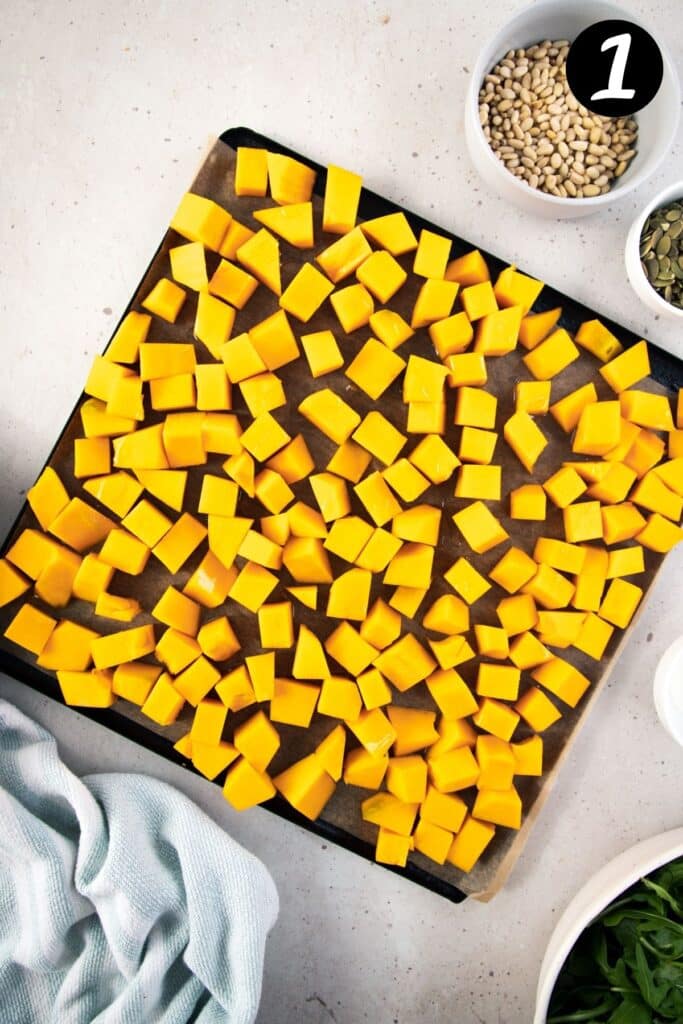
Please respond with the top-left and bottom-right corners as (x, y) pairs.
(547, 856), (683, 1023)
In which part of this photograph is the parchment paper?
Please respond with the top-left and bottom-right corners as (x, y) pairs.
(0, 138), (674, 900)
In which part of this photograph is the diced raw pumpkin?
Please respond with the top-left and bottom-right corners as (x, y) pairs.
(253, 202), (314, 248)
(518, 307), (561, 350)
(235, 146), (269, 197)
(533, 537), (585, 575)
(429, 312), (474, 359)
(0, 559), (30, 608)
(35, 619), (98, 672)
(274, 754), (336, 820)
(515, 380), (551, 415)
(48, 498), (115, 552)
(106, 311), (152, 364)
(413, 229), (451, 279)
(444, 556), (491, 604)
(576, 316), (626, 361)
(531, 657), (590, 708)
(447, 815), (495, 872)
(473, 305), (523, 356)
(447, 354), (488, 390)
(472, 698), (519, 741)
(476, 735), (515, 791)
(504, 411), (548, 473)
(476, 663), (521, 701)
(509, 631), (551, 671)
(327, 568), (372, 620)
(637, 512), (683, 552)
(408, 434), (459, 484)
(234, 710), (280, 771)
(358, 250), (408, 304)
(375, 634), (437, 692)
(599, 577), (643, 628)
(361, 212), (418, 255)
(152, 512), (207, 573)
(382, 707), (437, 758)
(383, 459), (430, 502)
(301, 330), (345, 379)
(279, 263), (334, 322)
(573, 613), (614, 660)
(353, 411), (406, 466)
(563, 501), (603, 543)
(444, 249), (490, 286)
(453, 502), (508, 554)
(27, 467), (70, 530)
(428, 746), (480, 793)
(472, 785), (522, 830)
(223, 758), (276, 811)
(173, 656), (220, 706)
(299, 389), (361, 445)
(522, 563), (575, 610)
(489, 546), (537, 593)
(317, 226), (372, 284)
(454, 387), (497, 429)
(461, 281), (497, 321)
(58, 669), (115, 709)
(549, 385), (598, 437)
(411, 279), (459, 329)
(330, 283), (375, 334)
(219, 220), (255, 260)
(454, 464), (501, 501)
(346, 337), (405, 401)
(493, 265), (543, 315)
(620, 390), (674, 432)
(171, 192), (231, 251)
(197, 615), (240, 661)
(344, 705), (396, 757)
(112, 661), (161, 705)
(266, 152), (316, 205)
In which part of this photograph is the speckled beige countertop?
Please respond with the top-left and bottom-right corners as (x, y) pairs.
(1, 1), (682, 1021)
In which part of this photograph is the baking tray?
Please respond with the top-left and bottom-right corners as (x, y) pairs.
(1, 126), (681, 903)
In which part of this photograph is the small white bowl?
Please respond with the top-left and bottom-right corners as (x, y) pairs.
(625, 180), (683, 323)
(533, 827), (683, 1023)
(653, 634), (683, 744)
(465, 0), (680, 219)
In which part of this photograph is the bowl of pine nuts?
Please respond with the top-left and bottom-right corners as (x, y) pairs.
(464, 0), (679, 218)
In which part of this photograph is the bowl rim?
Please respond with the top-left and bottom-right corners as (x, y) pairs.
(466, 0), (681, 209)
(533, 827), (683, 1023)
(653, 635), (683, 742)
(625, 179), (683, 320)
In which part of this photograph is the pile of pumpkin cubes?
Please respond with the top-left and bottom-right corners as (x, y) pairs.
(2, 145), (683, 876)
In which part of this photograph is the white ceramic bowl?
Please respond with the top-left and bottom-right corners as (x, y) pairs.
(625, 180), (683, 323)
(465, 0), (680, 218)
(533, 827), (683, 1023)
(653, 634), (683, 744)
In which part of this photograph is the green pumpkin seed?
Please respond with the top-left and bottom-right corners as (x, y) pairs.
(647, 259), (660, 282)
(656, 234), (672, 256)
(640, 197), (683, 306)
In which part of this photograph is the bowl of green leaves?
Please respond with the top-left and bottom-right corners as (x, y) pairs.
(534, 828), (683, 1023)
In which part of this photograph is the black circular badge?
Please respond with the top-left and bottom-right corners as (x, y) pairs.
(566, 19), (664, 117)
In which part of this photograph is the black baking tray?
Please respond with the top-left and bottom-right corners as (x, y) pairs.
(1, 126), (681, 906)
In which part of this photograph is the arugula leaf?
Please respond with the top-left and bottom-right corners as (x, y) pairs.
(547, 857), (683, 1023)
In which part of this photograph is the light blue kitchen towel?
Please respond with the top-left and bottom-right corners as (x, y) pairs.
(0, 695), (279, 1024)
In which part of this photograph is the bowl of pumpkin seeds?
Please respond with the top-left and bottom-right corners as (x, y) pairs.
(626, 182), (683, 320)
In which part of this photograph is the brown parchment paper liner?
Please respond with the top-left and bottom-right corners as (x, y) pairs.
(0, 139), (673, 900)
